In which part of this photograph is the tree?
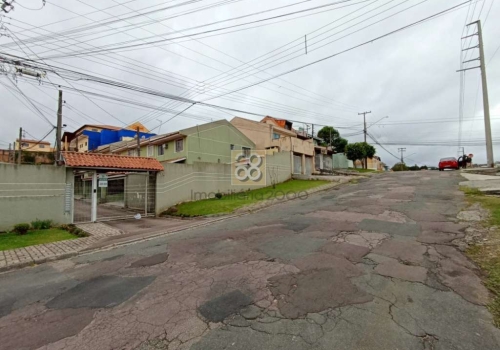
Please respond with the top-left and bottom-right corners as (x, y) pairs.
(392, 163), (408, 171)
(360, 142), (376, 169)
(317, 126), (348, 152)
(345, 143), (364, 168)
(345, 142), (377, 169)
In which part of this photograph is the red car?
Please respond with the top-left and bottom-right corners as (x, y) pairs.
(439, 157), (459, 171)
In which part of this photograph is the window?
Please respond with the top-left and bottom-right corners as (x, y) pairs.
(85, 142), (87, 146)
(157, 145), (164, 156)
(242, 147), (251, 157)
(39, 144), (45, 149)
(128, 149), (137, 157)
(91, 128), (98, 132)
(272, 133), (280, 140)
(147, 145), (154, 157)
(175, 139), (184, 152)
(230, 144), (234, 150)
(21, 143), (29, 148)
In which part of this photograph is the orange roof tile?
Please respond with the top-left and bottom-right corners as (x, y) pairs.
(62, 152), (164, 172)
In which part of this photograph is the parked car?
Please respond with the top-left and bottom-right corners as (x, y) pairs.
(438, 157), (459, 171)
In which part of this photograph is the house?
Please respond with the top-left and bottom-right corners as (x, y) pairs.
(61, 123), (156, 153)
(354, 156), (384, 171)
(98, 119), (256, 164)
(312, 138), (335, 173)
(230, 116), (315, 175)
(14, 139), (54, 153)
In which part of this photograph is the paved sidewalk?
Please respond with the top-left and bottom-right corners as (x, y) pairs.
(460, 172), (500, 193)
(0, 236), (100, 271)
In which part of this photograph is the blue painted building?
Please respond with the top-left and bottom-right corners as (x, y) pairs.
(62, 123), (155, 152)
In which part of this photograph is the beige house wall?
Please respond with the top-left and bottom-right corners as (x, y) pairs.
(14, 141), (53, 153)
(230, 117), (314, 156)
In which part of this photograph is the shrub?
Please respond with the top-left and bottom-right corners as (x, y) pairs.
(13, 223), (30, 235)
(215, 192), (223, 199)
(31, 219), (53, 230)
(59, 224), (89, 237)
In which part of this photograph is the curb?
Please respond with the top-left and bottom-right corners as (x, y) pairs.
(0, 181), (344, 273)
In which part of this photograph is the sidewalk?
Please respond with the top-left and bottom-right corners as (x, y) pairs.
(0, 223), (119, 272)
(460, 171), (500, 194)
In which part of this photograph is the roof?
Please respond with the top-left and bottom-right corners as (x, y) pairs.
(62, 152), (164, 171)
(231, 117), (296, 137)
(16, 139), (51, 145)
(261, 116), (292, 129)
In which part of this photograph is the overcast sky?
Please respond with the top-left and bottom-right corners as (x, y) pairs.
(0, 0), (499, 167)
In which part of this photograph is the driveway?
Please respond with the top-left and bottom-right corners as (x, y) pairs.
(1, 171), (499, 350)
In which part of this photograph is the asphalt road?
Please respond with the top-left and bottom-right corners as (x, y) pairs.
(1, 171), (499, 350)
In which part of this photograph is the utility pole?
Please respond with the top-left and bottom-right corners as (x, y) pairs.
(18, 127), (22, 165)
(56, 89), (63, 163)
(8, 143), (11, 163)
(358, 111), (371, 169)
(459, 20), (493, 167)
(398, 148), (406, 171)
(136, 126), (141, 157)
(398, 148), (406, 163)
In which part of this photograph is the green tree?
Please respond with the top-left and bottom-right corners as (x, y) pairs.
(360, 142), (375, 169)
(317, 126), (348, 152)
(392, 163), (408, 171)
(345, 143), (364, 168)
(345, 142), (377, 169)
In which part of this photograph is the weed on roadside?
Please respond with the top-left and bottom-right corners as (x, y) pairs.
(461, 186), (500, 327)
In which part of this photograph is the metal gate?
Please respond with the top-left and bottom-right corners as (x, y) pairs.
(73, 171), (156, 223)
(305, 156), (313, 175)
(293, 155), (302, 174)
(73, 173), (92, 223)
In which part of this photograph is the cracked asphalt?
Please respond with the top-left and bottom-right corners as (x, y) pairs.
(1, 171), (500, 350)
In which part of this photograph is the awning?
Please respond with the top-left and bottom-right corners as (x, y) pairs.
(166, 157), (187, 163)
(62, 152), (164, 172)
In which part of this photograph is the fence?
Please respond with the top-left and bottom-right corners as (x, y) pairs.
(333, 153), (350, 169)
(155, 151), (292, 214)
(0, 164), (72, 231)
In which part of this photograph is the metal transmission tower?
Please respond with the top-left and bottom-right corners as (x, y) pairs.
(458, 20), (494, 167)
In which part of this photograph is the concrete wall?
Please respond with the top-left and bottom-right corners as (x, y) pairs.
(124, 173), (148, 210)
(155, 151), (292, 214)
(0, 164), (72, 231)
(333, 153), (349, 169)
(354, 157), (382, 170)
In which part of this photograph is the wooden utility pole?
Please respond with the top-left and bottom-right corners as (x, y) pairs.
(56, 90), (63, 163)
(18, 127), (22, 165)
(358, 111), (371, 169)
(459, 20), (493, 167)
(136, 126), (141, 157)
